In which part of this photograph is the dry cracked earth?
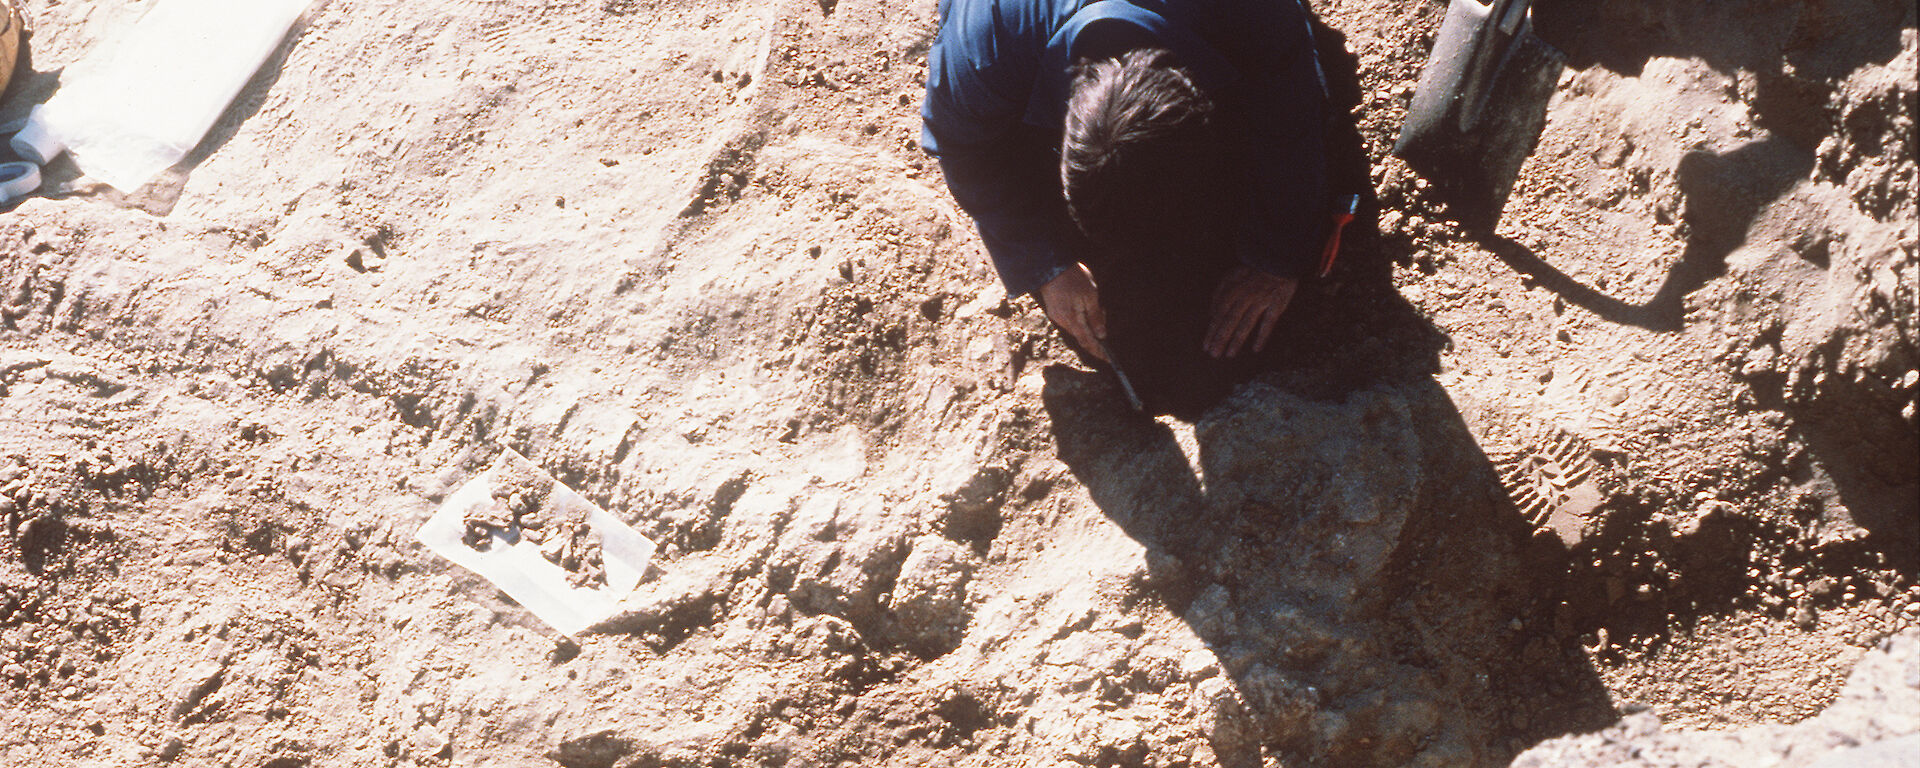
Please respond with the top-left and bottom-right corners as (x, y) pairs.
(0, 0), (1915, 766)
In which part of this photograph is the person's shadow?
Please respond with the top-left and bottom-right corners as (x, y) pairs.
(1484, 133), (1814, 333)
(1031, 16), (1619, 766)
(1475, 0), (1909, 335)
(1453, 0), (1911, 331)
(1503, 0), (1920, 563)
(1044, 366), (1620, 766)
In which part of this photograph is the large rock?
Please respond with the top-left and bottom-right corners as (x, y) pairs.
(1513, 630), (1920, 767)
(886, 535), (976, 656)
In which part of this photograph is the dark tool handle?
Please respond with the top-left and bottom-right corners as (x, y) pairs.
(1491, 0), (1531, 35)
(1454, 0), (1534, 131)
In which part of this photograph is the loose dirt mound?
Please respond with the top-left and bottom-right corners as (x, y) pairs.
(1, 0), (1913, 766)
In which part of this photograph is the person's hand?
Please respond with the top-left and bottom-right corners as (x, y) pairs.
(1039, 264), (1108, 363)
(1206, 266), (1297, 358)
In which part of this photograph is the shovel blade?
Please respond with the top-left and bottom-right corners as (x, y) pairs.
(1394, 0), (1565, 232)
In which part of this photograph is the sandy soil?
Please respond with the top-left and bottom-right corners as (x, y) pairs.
(0, 0), (1914, 766)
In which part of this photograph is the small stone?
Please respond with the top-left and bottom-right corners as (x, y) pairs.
(548, 730), (636, 768)
(409, 725), (451, 760)
(550, 636), (581, 664)
(157, 736), (186, 762)
(168, 661), (225, 720)
(1180, 649), (1221, 682)
(936, 466), (1013, 544)
(1586, 627), (1611, 652)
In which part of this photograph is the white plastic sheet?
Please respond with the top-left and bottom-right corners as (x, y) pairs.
(417, 452), (657, 635)
(25, 0), (309, 191)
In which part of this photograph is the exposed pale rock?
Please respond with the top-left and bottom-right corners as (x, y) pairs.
(886, 535), (976, 655)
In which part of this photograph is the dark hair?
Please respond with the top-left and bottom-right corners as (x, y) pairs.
(1060, 48), (1221, 249)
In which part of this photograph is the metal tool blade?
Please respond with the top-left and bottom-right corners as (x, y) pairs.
(1097, 339), (1145, 412)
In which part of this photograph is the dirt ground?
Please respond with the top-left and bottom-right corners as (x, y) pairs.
(0, 0), (1914, 766)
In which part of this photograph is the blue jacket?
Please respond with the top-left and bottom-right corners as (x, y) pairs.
(922, 0), (1329, 297)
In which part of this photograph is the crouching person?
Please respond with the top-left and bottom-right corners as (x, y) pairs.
(922, 0), (1331, 418)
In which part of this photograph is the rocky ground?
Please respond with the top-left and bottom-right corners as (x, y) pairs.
(0, 0), (1914, 766)
(1513, 629), (1920, 768)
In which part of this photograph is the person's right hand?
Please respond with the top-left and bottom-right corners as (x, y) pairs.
(1039, 263), (1108, 363)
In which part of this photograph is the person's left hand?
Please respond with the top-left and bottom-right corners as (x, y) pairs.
(1205, 266), (1297, 358)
